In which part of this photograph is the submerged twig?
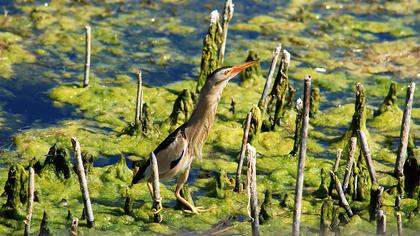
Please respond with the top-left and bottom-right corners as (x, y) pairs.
(292, 75), (311, 236)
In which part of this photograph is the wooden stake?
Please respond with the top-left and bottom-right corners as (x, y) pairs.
(23, 167), (35, 236)
(150, 152), (162, 223)
(246, 144), (259, 236)
(396, 212), (402, 236)
(333, 148), (342, 172)
(218, 0), (234, 65)
(292, 75), (311, 236)
(70, 218), (78, 236)
(357, 130), (377, 184)
(376, 210), (386, 236)
(234, 112), (252, 192)
(83, 25), (91, 88)
(135, 70), (143, 126)
(394, 82), (415, 177)
(330, 171), (353, 217)
(71, 137), (94, 228)
(343, 137), (357, 193)
(259, 45), (282, 114)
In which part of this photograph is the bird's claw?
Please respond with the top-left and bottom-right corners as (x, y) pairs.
(183, 206), (213, 214)
(152, 202), (163, 215)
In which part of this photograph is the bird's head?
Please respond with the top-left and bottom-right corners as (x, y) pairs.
(209, 60), (258, 84)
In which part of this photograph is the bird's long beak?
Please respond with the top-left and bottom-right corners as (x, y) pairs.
(227, 60), (258, 77)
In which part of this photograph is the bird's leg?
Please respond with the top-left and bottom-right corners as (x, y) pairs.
(147, 180), (163, 214)
(175, 165), (210, 214)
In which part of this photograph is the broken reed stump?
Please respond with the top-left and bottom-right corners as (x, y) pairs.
(396, 212), (402, 236)
(343, 137), (357, 193)
(369, 185), (384, 221)
(404, 135), (419, 197)
(286, 85), (296, 110)
(196, 10), (221, 93)
(292, 75), (311, 236)
(259, 189), (273, 224)
(229, 97), (236, 114)
(314, 168), (328, 198)
(218, 0), (234, 65)
(150, 152), (162, 223)
(394, 82), (415, 177)
(376, 210), (386, 236)
(309, 86), (320, 118)
(141, 103), (153, 134)
(319, 197), (333, 236)
(248, 106), (262, 144)
(1, 163), (28, 220)
(268, 50), (291, 130)
(24, 167), (35, 236)
(83, 25), (91, 88)
(258, 45), (282, 114)
(135, 70), (143, 128)
(290, 98), (303, 156)
(337, 82), (367, 147)
(240, 49), (262, 87)
(375, 82), (398, 116)
(329, 171), (353, 217)
(357, 130), (377, 184)
(234, 112), (252, 192)
(169, 89), (194, 127)
(38, 211), (50, 236)
(124, 187), (133, 216)
(71, 137), (94, 228)
(246, 144), (259, 236)
(70, 218), (78, 236)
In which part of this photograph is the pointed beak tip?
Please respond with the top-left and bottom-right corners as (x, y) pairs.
(229, 60), (259, 77)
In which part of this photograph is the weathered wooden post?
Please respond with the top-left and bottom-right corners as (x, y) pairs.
(23, 167), (35, 236)
(218, 0), (234, 65)
(246, 144), (259, 236)
(292, 75), (311, 236)
(71, 137), (94, 228)
(235, 112), (252, 192)
(357, 130), (377, 184)
(376, 210), (386, 236)
(343, 137), (357, 192)
(258, 45), (282, 114)
(83, 25), (91, 87)
(150, 152), (162, 223)
(135, 70), (143, 127)
(394, 82), (415, 177)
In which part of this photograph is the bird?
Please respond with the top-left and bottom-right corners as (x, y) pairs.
(132, 60), (258, 214)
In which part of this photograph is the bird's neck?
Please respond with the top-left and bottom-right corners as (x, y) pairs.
(185, 81), (228, 159)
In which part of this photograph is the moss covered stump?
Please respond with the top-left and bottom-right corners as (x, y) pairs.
(1, 164), (28, 219)
(239, 49), (262, 87)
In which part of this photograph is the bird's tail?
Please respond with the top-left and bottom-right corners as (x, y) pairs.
(131, 158), (150, 186)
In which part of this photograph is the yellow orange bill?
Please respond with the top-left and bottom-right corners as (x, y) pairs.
(228, 60), (258, 77)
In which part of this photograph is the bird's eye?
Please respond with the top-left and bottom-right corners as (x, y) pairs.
(224, 70), (230, 75)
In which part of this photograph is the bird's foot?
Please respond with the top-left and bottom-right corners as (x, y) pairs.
(152, 201), (163, 215)
(183, 206), (213, 214)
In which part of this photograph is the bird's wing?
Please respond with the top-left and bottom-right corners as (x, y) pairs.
(131, 124), (187, 184)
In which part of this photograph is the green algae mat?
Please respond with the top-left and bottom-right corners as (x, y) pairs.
(0, 0), (419, 235)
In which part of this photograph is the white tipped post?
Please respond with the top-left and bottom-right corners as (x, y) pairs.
(259, 45), (282, 113)
(218, 0), (234, 65)
(292, 75), (311, 236)
(235, 112), (253, 192)
(83, 25), (91, 88)
(394, 82), (415, 177)
(71, 137), (94, 228)
(23, 167), (35, 236)
(246, 144), (259, 236)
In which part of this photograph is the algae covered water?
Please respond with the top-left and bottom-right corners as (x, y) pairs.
(0, 0), (419, 235)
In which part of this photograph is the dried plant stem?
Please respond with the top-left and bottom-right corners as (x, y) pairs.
(135, 70), (143, 126)
(259, 45), (281, 114)
(394, 82), (415, 177)
(234, 112), (252, 192)
(246, 144), (259, 236)
(218, 0), (234, 65)
(333, 148), (342, 172)
(23, 167), (35, 236)
(343, 137), (357, 192)
(357, 130), (377, 184)
(292, 75), (311, 236)
(83, 25), (91, 87)
(71, 137), (94, 228)
(330, 171), (353, 217)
